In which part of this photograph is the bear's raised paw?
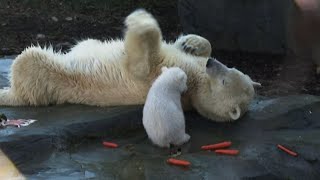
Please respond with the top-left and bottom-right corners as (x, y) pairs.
(125, 9), (160, 36)
(175, 34), (212, 57)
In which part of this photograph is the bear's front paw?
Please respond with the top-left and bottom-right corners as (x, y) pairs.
(175, 34), (212, 57)
(125, 9), (159, 35)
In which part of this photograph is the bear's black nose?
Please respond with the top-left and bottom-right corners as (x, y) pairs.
(206, 58), (214, 68)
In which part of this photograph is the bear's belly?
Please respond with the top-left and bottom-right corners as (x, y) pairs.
(65, 73), (151, 106)
(86, 84), (150, 106)
(57, 43), (155, 106)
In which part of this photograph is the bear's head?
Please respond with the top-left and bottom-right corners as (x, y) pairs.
(161, 66), (188, 93)
(192, 58), (260, 122)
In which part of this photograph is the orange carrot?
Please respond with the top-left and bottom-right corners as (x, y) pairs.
(277, 144), (298, 157)
(167, 158), (191, 167)
(201, 141), (232, 150)
(214, 149), (239, 155)
(102, 141), (118, 148)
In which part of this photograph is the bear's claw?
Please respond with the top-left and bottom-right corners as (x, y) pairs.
(175, 34), (212, 57)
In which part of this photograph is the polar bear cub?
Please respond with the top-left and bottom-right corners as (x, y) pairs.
(142, 66), (190, 148)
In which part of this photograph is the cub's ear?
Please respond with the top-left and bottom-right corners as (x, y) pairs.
(161, 66), (168, 72)
(176, 71), (187, 82)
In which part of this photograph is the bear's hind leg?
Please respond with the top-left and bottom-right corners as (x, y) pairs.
(0, 89), (26, 106)
(123, 9), (162, 80)
(8, 46), (61, 106)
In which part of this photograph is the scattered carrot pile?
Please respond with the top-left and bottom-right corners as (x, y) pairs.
(101, 140), (298, 169)
(166, 141), (238, 168)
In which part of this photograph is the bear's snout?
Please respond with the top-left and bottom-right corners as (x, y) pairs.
(206, 58), (214, 68)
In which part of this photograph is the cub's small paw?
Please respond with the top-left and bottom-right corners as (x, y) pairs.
(175, 34), (212, 57)
(183, 134), (191, 143)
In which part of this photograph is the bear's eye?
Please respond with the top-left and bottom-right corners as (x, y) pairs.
(222, 79), (226, 85)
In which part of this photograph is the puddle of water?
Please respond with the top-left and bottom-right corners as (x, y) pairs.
(0, 56), (16, 60)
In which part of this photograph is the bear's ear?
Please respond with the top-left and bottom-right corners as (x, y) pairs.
(161, 66), (168, 72)
(252, 81), (261, 87)
(245, 75), (261, 88)
(228, 105), (241, 120)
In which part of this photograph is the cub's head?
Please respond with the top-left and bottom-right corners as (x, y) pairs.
(192, 58), (261, 122)
(161, 66), (188, 93)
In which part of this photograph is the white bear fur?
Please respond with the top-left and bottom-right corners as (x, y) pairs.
(143, 66), (190, 148)
(0, 9), (259, 122)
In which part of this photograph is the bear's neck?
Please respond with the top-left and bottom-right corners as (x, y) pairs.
(181, 63), (207, 110)
(158, 45), (208, 110)
(165, 59), (207, 111)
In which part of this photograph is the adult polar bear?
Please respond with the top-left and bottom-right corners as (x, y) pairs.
(0, 9), (260, 122)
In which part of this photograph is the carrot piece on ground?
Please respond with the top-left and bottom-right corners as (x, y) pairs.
(102, 141), (118, 148)
(214, 149), (239, 155)
(201, 141), (232, 150)
(277, 144), (298, 157)
(167, 158), (191, 167)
